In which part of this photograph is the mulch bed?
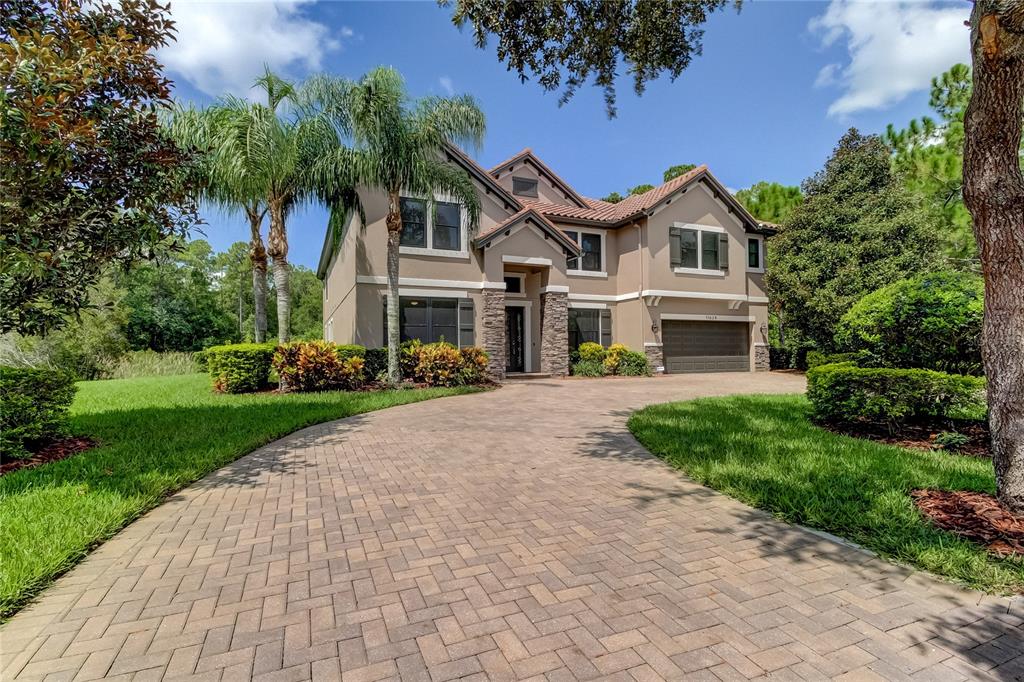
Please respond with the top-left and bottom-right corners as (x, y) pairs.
(0, 437), (97, 476)
(826, 421), (991, 458)
(912, 489), (1024, 557)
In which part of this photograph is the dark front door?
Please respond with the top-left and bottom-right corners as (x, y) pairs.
(505, 306), (525, 373)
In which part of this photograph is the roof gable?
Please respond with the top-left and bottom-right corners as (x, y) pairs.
(474, 208), (580, 255)
(489, 149), (591, 209)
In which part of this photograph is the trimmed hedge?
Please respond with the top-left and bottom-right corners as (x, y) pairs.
(616, 350), (652, 376)
(0, 367), (77, 458)
(364, 348), (387, 379)
(205, 343), (275, 393)
(273, 342), (365, 392)
(805, 350), (866, 369)
(806, 363), (986, 430)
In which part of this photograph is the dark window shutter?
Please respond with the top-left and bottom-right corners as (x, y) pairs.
(458, 298), (475, 347)
(669, 227), (682, 267)
(600, 309), (612, 347)
(718, 233), (730, 269)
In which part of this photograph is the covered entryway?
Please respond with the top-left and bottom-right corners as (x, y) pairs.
(662, 320), (750, 373)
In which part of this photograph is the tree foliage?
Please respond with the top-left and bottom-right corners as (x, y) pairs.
(600, 191), (624, 204)
(765, 129), (938, 349)
(0, 0), (199, 335)
(628, 183), (655, 196)
(735, 181), (803, 223)
(663, 163), (697, 181)
(601, 163), (698, 203)
(445, 0), (739, 116)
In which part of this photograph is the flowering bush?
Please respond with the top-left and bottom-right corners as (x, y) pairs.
(273, 341), (366, 392)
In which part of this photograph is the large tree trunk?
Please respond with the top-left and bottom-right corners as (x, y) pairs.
(962, 0), (1024, 513)
(266, 199), (291, 344)
(246, 205), (268, 343)
(385, 190), (403, 385)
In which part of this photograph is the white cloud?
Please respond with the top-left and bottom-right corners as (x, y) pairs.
(439, 76), (455, 96)
(159, 0), (347, 98)
(809, 1), (969, 117)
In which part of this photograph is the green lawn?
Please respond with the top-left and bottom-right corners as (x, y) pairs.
(628, 394), (1024, 593)
(0, 374), (481, 618)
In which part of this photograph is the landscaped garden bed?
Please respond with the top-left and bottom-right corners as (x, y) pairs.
(0, 372), (484, 618)
(569, 342), (651, 377)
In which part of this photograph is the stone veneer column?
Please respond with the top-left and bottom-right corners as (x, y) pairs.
(481, 289), (506, 380)
(643, 344), (665, 374)
(754, 343), (770, 372)
(539, 291), (568, 376)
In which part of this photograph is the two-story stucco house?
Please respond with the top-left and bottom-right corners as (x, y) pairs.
(318, 144), (774, 379)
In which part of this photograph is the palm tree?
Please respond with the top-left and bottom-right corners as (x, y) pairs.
(168, 104), (271, 342)
(303, 67), (486, 383)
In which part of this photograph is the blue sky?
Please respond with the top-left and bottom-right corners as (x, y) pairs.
(164, 1), (969, 270)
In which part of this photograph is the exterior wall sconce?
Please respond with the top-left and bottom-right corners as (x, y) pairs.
(760, 323), (768, 336)
(651, 322), (659, 334)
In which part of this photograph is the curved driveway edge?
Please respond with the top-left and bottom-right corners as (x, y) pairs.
(2, 372), (1021, 681)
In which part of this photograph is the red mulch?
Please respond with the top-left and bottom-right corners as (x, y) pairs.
(826, 422), (991, 458)
(0, 437), (97, 476)
(911, 489), (1024, 557)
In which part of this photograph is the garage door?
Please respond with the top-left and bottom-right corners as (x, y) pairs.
(662, 320), (750, 373)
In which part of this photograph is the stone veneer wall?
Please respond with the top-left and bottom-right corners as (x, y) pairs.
(643, 344), (665, 374)
(754, 343), (770, 372)
(539, 292), (568, 376)
(481, 289), (506, 380)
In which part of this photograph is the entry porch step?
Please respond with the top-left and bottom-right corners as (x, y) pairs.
(504, 372), (552, 381)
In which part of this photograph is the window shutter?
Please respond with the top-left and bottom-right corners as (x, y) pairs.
(600, 309), (612, 347)
(718, 233), (730, 269)
(669, 227), (682, 267)
(458, 298), (475, 347)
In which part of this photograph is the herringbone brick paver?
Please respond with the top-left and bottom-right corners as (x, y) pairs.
(2, 374), (1022, 681)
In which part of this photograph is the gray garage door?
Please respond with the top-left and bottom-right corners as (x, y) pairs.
(663, 321), (750, 373)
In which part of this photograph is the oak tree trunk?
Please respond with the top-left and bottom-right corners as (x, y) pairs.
(385, 190), (403, 385)
(962, 0), (1024, 513)
(246, 206), (268, 344)
(266, 199), (291, 344)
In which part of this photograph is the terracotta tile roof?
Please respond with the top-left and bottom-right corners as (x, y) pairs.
(488, 148), (533, 174)
(474, 207), (580, 254)
(488, 149), (590, 209)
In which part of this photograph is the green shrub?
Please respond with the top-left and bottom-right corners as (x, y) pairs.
(571, 359), (605, 377)
(335, 344), (366, 361)
(836, 271), (984, 374)
(412, 342), (464, 387)
(364, 348), (388, 380)
(458, 346), (490, 385)
(194, 349), (209, 372)
(616, 350), (652, 376)
(577, 342), (606, 363)
(400, 339), (423, 379)
(603, 343), (629, 374)
(934, 431), (970, 452)
(806, 364), (986, 431)
(806, 350), (866, 369)
(0, 367), (77, 458)
(205, 343), (275, 393)
(273, 341), (366, 392)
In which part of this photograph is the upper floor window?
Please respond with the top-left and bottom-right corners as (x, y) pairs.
(512, 176), (538, 198)
(670, 224), (729, 274)
(503, 274), (524, 294)
(747, 237), (765, 272)
(399, 195), (465, 255)
(564, 229), (604, 274)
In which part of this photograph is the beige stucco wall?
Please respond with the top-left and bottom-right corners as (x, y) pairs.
(322, 210), (360, 343)
(493, 161), (577, 206)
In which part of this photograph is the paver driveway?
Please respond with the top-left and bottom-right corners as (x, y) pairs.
(2, 373), (1022, 681)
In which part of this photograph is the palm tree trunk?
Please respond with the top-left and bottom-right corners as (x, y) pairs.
(246, 206), (268, 343)
(386, 190), (403, 385)
(266, 199), (291, 344)
(963, 0), (1024, 513)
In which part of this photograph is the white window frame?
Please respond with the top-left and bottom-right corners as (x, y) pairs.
(565, 228), (607, 278)
(746, 236), (765, 273)
(672, 222), (726, 277)
(502, 272), (526, 298)
(398, 192), (470, 260)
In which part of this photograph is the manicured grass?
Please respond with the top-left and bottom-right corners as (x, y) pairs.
(0, 374), (481, 618)
(628, 394), (1024, 593)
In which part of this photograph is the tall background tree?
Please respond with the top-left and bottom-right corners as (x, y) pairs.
(445, 0), (1024, 513)
(602, 163), (700, 202)
(1, 0), (199, 334)
(962, 1), (1024, 512)
(735, 181), (803, 223)
(305, 67), (485, 383)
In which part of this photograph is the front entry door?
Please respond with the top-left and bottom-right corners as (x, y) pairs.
(505, 306), (525, 373)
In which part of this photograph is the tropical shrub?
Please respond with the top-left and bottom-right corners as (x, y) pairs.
(571, 359), (605, 377)
(273, 341), (366, 392)
(603, 343), (629, 374)
(458, 346), (490, 385)
(205, 343), (275, 394)
(364, 348), (388, 380)
(835, 271), (984, 375)
(412, 342), (464, 387)
(806, 363), (986, 431)
(0, 367), (77, 459)
(616, 350), (652, 376)
(934, 431), (971, 452)
(577, 342), (606, 363)
(400, 339), (423, 379)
